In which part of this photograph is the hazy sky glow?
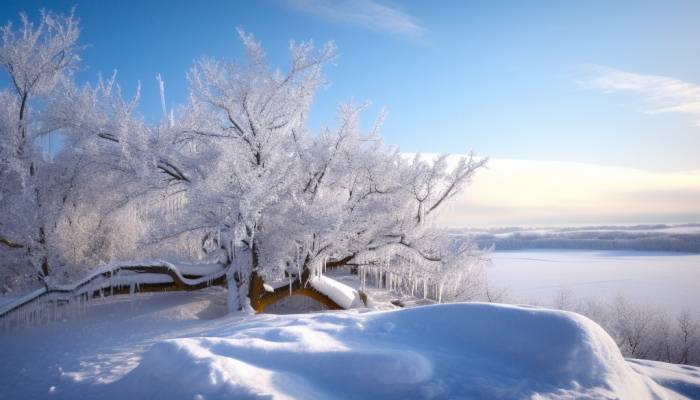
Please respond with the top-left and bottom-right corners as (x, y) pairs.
(441, 158), (700, 227)
(2, 0), (698, 226)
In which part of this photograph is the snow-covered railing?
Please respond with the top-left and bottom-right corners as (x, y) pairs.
(0, 261), (226, 329)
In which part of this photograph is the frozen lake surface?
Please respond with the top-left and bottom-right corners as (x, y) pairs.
(488, 250), (700, 317)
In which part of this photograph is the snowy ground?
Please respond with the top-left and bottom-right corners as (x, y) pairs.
(488, 250), (700, 317)
(1, 287), (700, 399)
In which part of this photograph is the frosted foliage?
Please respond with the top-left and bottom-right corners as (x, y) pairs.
(0, 10), (79, 93)
(0, 11), (158, 291)
(156, 30), (488, 303)
(1, 10), (487, 304)
(0, 10), (81, 291)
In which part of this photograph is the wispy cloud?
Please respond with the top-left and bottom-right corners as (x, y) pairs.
(585, 66), (700, 126)
(283, 0), (426, 39)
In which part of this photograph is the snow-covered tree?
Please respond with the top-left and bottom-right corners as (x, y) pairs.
(1, 10), (488, 308)
(155, 31), (488, 310)
(0, 10), (81, 288)
(0, 11), (154, 290)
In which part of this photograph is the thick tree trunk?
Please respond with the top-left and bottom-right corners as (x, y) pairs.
(38, 226), (49, 277)
(247, 269), (343, 313)
(243, 241), (348, 312)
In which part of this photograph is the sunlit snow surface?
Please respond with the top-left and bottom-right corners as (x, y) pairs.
(1, 289), (698, 399)
(489, 250), (700, 316)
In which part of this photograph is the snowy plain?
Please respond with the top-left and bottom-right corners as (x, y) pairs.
(2, 288), (699, 400)
(488, 250), (700, 317)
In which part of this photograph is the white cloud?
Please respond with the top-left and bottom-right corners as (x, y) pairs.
(283, 0), (426, 39)
(586, 66), (700, 126)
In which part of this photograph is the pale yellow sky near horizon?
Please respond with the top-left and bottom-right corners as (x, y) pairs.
(436, 158), (700, 228)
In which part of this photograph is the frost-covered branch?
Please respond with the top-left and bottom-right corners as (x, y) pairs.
(1, 10), (488, 307)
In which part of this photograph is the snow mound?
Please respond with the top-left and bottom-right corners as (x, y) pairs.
(107, 303), (677, 399)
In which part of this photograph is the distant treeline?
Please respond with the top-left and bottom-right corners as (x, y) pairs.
(464, 231), (700, 253)
(548, 291), (699, 366)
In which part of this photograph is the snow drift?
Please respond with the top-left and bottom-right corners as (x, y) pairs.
(101, 303), (675, 399)
(4, 290), (695, 399)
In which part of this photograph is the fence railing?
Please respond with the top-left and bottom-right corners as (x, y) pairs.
(0, 261), (227, 329)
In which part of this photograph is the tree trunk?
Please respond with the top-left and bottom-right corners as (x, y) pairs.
(247, 269), (343, 313)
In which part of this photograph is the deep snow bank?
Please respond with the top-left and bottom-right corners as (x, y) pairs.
(108, 303), (675, 399)
(2, 292), (693, 399)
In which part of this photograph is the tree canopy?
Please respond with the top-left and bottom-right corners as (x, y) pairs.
(0, 11), (488, 308)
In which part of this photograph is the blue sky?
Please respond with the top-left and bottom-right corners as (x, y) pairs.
(2, 0), (699, 170)
(2, 0), (699, 225)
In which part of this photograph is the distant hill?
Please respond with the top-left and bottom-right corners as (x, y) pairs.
(450, 224), (700, 253)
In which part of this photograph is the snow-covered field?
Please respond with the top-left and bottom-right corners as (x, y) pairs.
(2, 288), (699, 400)
(488, 250), (700, 316)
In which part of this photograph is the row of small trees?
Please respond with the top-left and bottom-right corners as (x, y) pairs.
(546, 289), (699, 366)
(483, 284), (700, 366)
(0, 10), (488, 309)
(470, 231), (700, 253)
